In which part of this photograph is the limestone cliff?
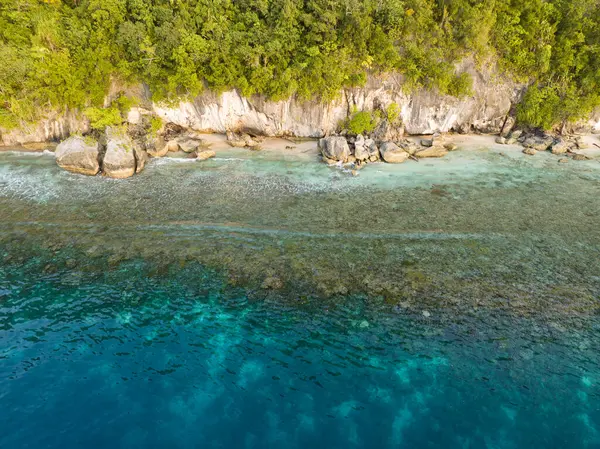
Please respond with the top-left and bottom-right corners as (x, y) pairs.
(2, 63), (599, 147)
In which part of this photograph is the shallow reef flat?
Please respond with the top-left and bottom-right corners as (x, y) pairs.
(1, 146), (600, 449)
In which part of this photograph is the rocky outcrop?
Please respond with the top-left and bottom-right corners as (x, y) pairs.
(226, 131), (263, 148)
(197, 149), (216, 161)
(319, 137), (350, 162)
(415, 146), (449, 158)
(55, 135), (101, 176)
(379, 142), (409, 164)
(102, 127), (136, 179)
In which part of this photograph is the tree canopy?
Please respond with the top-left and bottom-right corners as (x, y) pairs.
(1, 0), (600, 130)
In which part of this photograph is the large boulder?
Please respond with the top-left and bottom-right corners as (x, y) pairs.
(353, 134), (369, 161)
(103, 127), (136, 179)
(397, 139), (420, 155)
(415, 146), (449, 158)
(133, 146), (148, 174)
(147, 137), (169, 158)
(551, 139), (574, 155)
(226, 130), (263, 148)
(379, 142), (409, 163)
(55, 135), (100, 176)
(197, 149), (216, 161)
(319, 137), (350, 162)
(521, 134), (554, 152)
(176, 136), (205, 153)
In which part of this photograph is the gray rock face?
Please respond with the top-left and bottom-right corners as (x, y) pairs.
(103, 127), (136, 179)
(379, 142), (409, 163)
(319, 137), (350, 162)
(55, 135), (100, 176)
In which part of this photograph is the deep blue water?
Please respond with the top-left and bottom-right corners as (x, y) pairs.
(1, 148), (600, 448)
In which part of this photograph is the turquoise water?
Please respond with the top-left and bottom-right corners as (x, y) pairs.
(1, 147), (600, 448)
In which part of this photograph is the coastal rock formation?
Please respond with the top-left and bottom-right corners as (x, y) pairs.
(197, 149), (216, 161)
(226, 131), (263, 148)
(319, 137), (350, 162)
(379, 142), (409, 163)
(55, 135), (101, 176)
(102, 127), (137, 179)
(415, 146), (449, 158)
(133, 146), (148, 173)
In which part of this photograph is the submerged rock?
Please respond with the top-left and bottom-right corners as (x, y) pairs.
(55, 135), (100, 176)
(103, 127), (136, 179)
(415, 146), (449, 158)
(319, 136), (350, 162)
(572, 153), (590, 161)
(379, 142), (409, 163)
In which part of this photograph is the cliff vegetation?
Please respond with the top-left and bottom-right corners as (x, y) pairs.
(1, 0), (600, 130)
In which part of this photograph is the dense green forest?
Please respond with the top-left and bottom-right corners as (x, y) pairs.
(1, 0), (600, 130)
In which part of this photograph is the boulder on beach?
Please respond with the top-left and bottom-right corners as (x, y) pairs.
(226, 130), (263, 148)
(133, 146), (148, 174)
(103, 127), (136, 179)
(415, 146), (449, 158)
(379, 142), (409, 163)
(523, 147), (537, 156)
(522, 134), (554, 152)
(397, 139), (420, 155)
(319, 136), (350, 162)
(55, 135), (101, 176)
(354, 135), (370, 161)
(551, 139), (574, 155)
(166, 140), (180, 152)
(197, 149), (216, 161)
(147, 136), (169, 158)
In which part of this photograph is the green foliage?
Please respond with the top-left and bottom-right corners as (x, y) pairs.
(1, 0), (600, 131)
(386, 103), (401, 124)
(347, 110), (378, 136)
(83, 107), (123, 131)
(149, 116), (163, 136)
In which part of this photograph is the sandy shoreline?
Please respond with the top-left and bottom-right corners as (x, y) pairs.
(2, 133), (600, 159)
